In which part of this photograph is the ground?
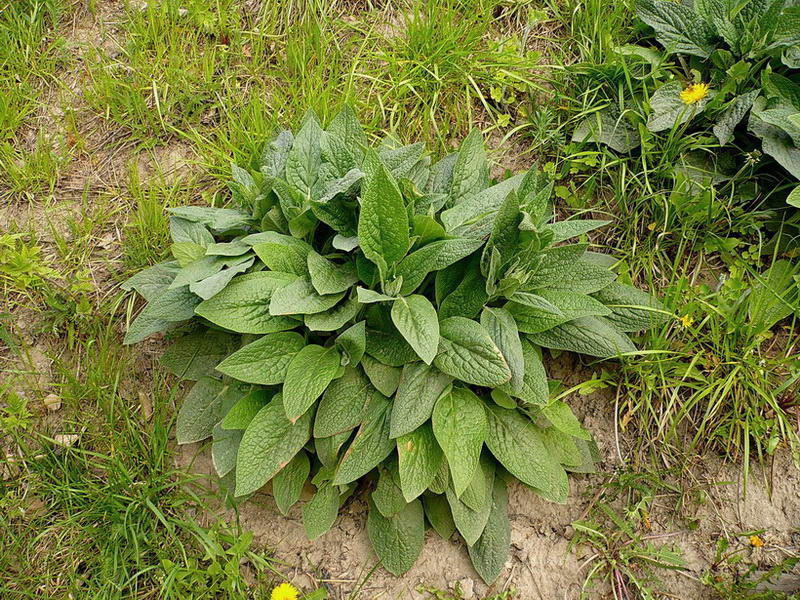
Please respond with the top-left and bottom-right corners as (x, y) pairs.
(1, 1), (799, 599)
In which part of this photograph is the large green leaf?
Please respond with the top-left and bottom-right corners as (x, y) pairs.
(176, 377), (228, 444)
(484, 405), (567, 503)
(314, 366), (374, 437)
(235, 397), (313, 496)
(160, 331), (234, 380)
(468, 477), (510, 585)
(397, 423), (444, 502)
(390, 363), (452, 439)
(302, 482), (340, 539)
(269, 278), (346, 316)
(283, 345), (342, 421)
(273, 451), (311, 515)
(480, 307), (524, 393)
(358, 164), (409, 269)
(334, 397), (393, 485)
(432, 388), (487, 497)
(390, 295), (439, 364)
(215, 332), (305, 385)
(367, 498), (425, 576)
(195, 272), (299, 333)
(527, 316), (636, 358)
(434, 317), (512, 387)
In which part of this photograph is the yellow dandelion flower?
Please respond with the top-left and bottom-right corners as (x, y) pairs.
(680, 83), (710, 105)
(271, 582), (299, 600)
(679, 314), (694, 328)
(749, 535), (764, 548)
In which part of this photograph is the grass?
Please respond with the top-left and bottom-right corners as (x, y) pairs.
(0, 328), (282, 599)
(1, 0), (799, 597)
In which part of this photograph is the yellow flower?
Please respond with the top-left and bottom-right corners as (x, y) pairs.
(679, 314), (694, 328)
(680, 83), (710, 105)
(750, 535), (764, 548)
(271, 582), (299, 600)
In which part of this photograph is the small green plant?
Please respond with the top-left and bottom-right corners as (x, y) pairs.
(702, 536), (800, 600)
(122, 107), (666, 582)
(0, 233), (60, 292)
(570, 472), (687, 599)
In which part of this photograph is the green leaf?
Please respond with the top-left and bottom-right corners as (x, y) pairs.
(572, 107), (640, 152)
(176, 377), (227, 444)
(746, 259), (800, 334)
(647, 81), (712, 133)
(215, 332), (305, 385)
(222, 389), (271, 430)
(269, 278), (346, 316)
(361, 354), (402, 397)
(285, 112), (322, 198)
(195, 272), (299, 334)
(541, 426), (583, 468)
(446, 463), (493, 545)
(212, 423), (242, 478)
(373, 461), (406, 518)
(170, 217), (214, 246)
(367, 498), (425, 576)
(358, 164), (410, 269)
(591, 282), (667, 332)
(365, 328), (419, 367)
(422, 493), (456, 539)
(449, 129), (489, 205)
(172, 241), (206, 266)
(334, 397), (393, 485)
(484, 405), (567, 503)
(434, 317), (512, 387)
(168, 206), (252, 232)
(336, 321), (366, 366)
(251, 234), (312, 275)
(509, 290), (611, 334)
(397, 423), (444, 502)
(713, 90), (760, 146)
(160, 331), (234, 380)
(122, 261), (179, 301)
(307, 252), (358, 295)
(480, 307), (525, 394)
(283, 345), (342, 421)
(390, 363), (452, 439)
(542, 401), (591, 440)
(356, 287), (395, 303)
(438, 259), (489, 320)
(305, 297), (359, 332)
(635, 0), (716, 58)
(235, 396), (313, 496)
(302, 482), (340, 540)
(390, 295), (439, 364)
(395, 238), (484, 294)
(468, 477), (510, 585)
(432, 388), (487, 497)
(273, 451), (311, 515)
(503, 339), (549, 405)
(440, 173), (525, 238)
(124, 287), (200, 345)
(527, 316), (636, 358)
(314, 366), (374, 437)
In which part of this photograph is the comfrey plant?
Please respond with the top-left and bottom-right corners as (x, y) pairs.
(123, 108), (665, 583)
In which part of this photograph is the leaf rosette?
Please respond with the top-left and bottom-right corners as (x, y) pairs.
(123, 107), (667, 583)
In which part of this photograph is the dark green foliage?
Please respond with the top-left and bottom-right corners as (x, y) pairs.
(123, 107), (665, 582)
